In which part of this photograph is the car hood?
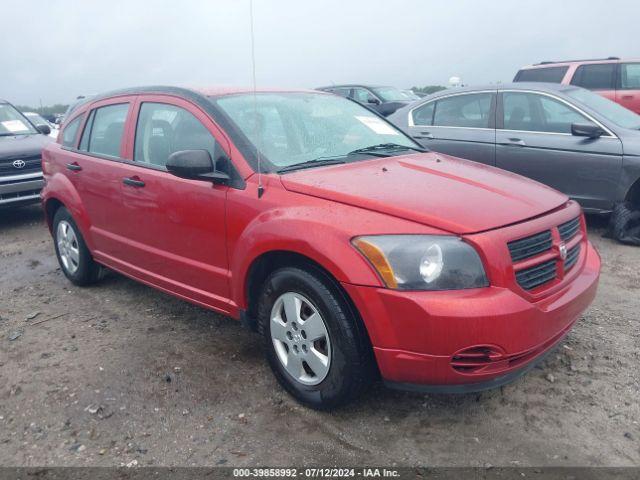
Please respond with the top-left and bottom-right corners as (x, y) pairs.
(279, 152), (568, 234)
(0, 134), (52, 159)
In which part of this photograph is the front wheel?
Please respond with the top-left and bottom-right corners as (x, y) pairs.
(53, 207), (102, 286)
(609, 202), (640, 246)
(257, 267), (374, 409)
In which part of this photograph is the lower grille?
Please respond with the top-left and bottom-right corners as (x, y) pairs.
(515, 259), (557, 291)
(564, 244), (581, 271)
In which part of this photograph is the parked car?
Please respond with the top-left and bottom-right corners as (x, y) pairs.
(514, 57), (640, 114)
(389, 83), (640, 245)
(316, 84), (415, 116)
(41, 86), (600, 409)
(23, 112), (59, 138)
(0, 100), (53, 208)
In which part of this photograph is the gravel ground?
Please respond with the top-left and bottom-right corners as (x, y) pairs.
(0, 205), (638, 467)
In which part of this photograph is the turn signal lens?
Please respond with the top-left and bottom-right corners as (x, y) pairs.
(352, 237), (398, 288)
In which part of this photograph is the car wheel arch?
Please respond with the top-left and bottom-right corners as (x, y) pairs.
(625, 177), (640, 208)
(241, 250), (377, 370)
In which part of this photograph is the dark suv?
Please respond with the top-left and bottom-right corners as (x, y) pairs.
(0, 100), (53, 207)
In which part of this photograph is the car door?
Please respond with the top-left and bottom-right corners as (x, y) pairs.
(616, 62), (640, 114)
(64, 97), (137, 256)
(406, 91), (496, 166)
(495, 90), (623, 212)
(113, 96), (232, 313)
(570, 63), (617, 103)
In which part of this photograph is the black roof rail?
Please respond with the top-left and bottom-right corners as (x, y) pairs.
(535, 56), (619, 66)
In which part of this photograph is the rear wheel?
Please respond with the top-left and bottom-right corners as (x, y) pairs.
(53, 207), (102, 285)
(257, 267), (373, 409)
(609, 202), (640, 246)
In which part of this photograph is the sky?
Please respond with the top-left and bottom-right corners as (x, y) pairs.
(2, 0), (638, 106)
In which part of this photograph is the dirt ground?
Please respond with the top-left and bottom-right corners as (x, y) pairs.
(0, 205), (638, 468)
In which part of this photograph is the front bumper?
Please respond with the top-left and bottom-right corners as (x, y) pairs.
(0, 172), (43, 206)
(342, 240), (600, 391)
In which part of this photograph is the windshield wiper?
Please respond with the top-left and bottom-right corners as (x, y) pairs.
(348, 143), (426, 157)
(277, 157), (346, 173)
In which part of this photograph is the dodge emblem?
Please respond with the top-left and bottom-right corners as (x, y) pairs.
(12, 159), (26, 169)
(559, 242), (567, 260)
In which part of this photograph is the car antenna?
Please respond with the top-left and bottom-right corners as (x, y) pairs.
(249, 0), (264, 198)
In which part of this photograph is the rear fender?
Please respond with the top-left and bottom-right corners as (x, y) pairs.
(42, 173), (94, 250)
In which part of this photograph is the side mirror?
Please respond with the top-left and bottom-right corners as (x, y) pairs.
(37, 124), (51, 135)
(368, 97), (381, 105)
(571, 122), (605, 139)
(166, 149), (230, 184)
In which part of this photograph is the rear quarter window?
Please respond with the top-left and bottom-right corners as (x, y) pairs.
(514, 66), (569, 83)
(61, 114), (84, 148)
(570, 63), (616, 90)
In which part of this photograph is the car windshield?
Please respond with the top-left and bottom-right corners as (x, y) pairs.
(371, 87), (412, 102)
(0, 103), (38, 136)
(565, 87), (640, 130)
(214, 92), (418, 170)
(25, 112), (48, 126)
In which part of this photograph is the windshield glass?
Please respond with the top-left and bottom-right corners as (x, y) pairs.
(0, 104), (38, 135)
(214, 92), (417, 169)
(371, 87), (412, 102)
(565, 88), (640, 130)
(25, 112), (48, 126)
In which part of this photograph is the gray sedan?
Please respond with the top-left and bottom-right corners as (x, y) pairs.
(389, 83), (640, 243)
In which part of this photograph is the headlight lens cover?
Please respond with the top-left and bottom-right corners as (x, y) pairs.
(352, 235), (488, 291)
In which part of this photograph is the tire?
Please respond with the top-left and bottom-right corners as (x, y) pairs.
(53, 207), (102, 285)
(609, 202), (640, 246)
(257, 266), (374, 409)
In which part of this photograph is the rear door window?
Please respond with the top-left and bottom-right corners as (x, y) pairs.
(411, 102), (435, 126)
(570, 63), (616, 90)
(514, 66), (568, 83)
(86, 104), (129, 158)
(620, 63), (640, 90)
(432, 93), (493, 128)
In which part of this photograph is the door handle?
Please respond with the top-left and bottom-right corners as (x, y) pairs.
(66, 162), (82, 172)
(500, 138), (526, 147)
(622, 95), (634, 100)
(123, 177), (145, 187)
(415, 131), (434, 139)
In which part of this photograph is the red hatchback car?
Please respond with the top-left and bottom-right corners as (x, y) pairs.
(41, 86), (600, 409)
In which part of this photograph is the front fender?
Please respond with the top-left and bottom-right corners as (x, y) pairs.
(229, 209), (379, 309)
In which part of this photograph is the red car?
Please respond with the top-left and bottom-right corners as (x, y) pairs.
(514, 57), (640, 113)
(41, 86), (600, 409)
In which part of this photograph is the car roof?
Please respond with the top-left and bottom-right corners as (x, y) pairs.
(64, 85), (328, 118)
(519, 57), (640, 69)
(317, 84), (390, 90)
(417, 82), (578, 99)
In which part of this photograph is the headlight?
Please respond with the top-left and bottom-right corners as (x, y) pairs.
(352, 235), (488, 291)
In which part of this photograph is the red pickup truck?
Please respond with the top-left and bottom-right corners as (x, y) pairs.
(41, 86), (600, 409)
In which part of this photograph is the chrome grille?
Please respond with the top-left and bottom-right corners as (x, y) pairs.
(0, 155), (42, 176)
